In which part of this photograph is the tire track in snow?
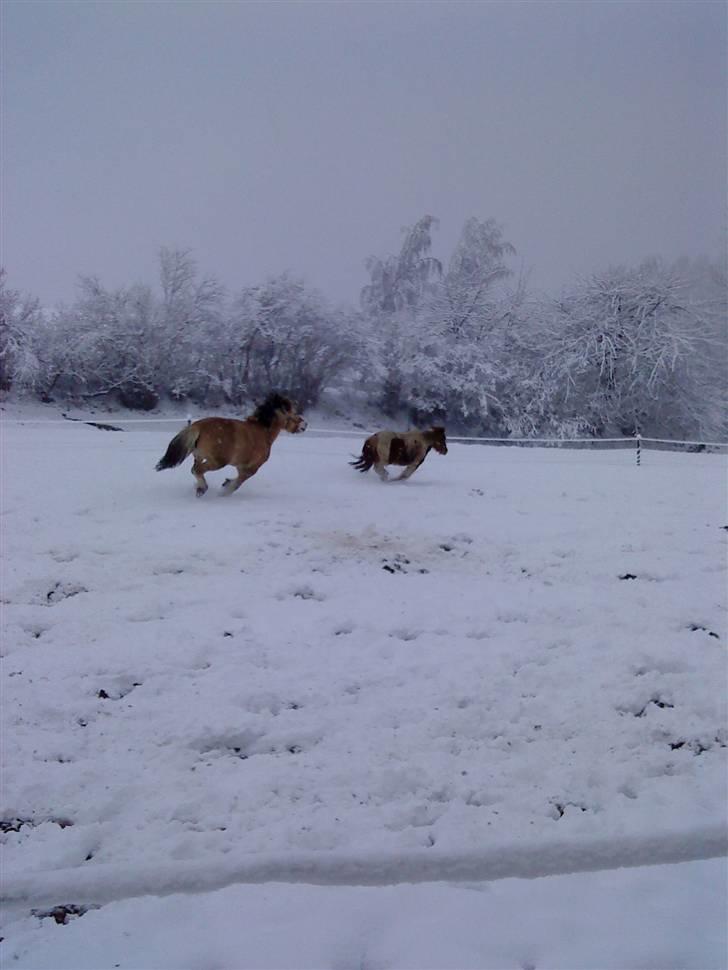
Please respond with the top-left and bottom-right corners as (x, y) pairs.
(3, 827), (726, 911)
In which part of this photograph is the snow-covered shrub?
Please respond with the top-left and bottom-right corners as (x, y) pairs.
(361, 215), (525, 432)
(0, 270), (43, 394)
(223, 273), (358, 409)
(535, 260), (726, 439)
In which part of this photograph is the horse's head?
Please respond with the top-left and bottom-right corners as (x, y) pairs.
(283, 405), (307, 434)
(277, 395), (307, 434)
(254, 393), (307, 433)
(431, 426), (448, 455)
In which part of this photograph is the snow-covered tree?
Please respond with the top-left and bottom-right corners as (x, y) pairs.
(223, 273), (356, 409)
(361, 215), (442, 317)
(0, 270), (43, 393)
(48, 276), (161, 407)
(532, 260), (726, 438)
(156, 248), (226, 403)
(36, 250), (226, 408)
(360, 215), (444, 414)
(437, 217), (516, 339)
(4, 236), (723, 441)
(362, 215), (522, 429)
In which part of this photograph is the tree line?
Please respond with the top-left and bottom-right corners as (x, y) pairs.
(1, 216), (725, 439)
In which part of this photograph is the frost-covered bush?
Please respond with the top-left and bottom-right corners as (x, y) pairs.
(29, 250), (226, 409)
(154, 248), (227, 405)
(45, 277), (162, 408)
(2, 238), (725, 441)
(222, 273), (358, 409)
(533, 260), (726, 439)
(0, 270), (43, 394)
(361, 215), (525, 432)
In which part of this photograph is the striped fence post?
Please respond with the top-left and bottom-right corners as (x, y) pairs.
(635, 431), (642, 466)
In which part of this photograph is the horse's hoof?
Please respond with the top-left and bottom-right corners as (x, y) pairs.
(195, 488), (207, 498)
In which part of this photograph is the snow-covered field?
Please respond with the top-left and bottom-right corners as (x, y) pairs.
(1, 414), (726, 968)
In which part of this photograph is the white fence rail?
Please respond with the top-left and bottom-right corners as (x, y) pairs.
(2, 413), (726, 464)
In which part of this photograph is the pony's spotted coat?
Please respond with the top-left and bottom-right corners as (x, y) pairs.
(156, 393), (306, 496)
(350, 427), (448, 481)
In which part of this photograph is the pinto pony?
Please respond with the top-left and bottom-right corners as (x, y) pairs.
(156, 393), (306, 497)
(350, 427), (447, 481)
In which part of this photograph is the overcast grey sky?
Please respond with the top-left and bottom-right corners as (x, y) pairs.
(3, 0), (726, 308)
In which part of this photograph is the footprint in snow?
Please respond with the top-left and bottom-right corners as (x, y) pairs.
(48, 549), (79, 563)
(389, 628), (420, 642)
(619, 571), (673, 583)
(496, 611), (529, 624)
(22, 622), (49, 640)
(669, 736), (726, 755)
(381, 555), (429, 575)
(151, 565), (186, 577)
(1, 816), (74, 834)
(550, 800), (589, 820)
(32, 905), (97, 925)
(688, 623), (720, 639)
(46, 581), (88, 604)
(96, 680), (142, 701)
(126, 608), (166, 623)
(615, 695), (674, 718)
(3, 578), (88, 606)
(281, 584), (326, 601)
(196, 730), (264, 761)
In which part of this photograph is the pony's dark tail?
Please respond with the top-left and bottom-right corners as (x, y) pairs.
(349, 440), (375, 473)
(155, 425), (199, 471)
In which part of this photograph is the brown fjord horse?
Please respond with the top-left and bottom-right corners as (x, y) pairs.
(350, 427), (447, 481)
(156, 393), (307, 497)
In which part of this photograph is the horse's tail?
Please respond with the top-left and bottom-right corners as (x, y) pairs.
(155, 425), (199, 471)
(349, 439), (376, 473)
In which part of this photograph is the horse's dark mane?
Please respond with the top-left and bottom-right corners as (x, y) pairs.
(252, 393), (292, 428)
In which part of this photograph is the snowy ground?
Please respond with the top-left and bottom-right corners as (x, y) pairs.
(1, 413), (727, 968)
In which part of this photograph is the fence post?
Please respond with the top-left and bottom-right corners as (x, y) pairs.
(635, 431), (641, 467)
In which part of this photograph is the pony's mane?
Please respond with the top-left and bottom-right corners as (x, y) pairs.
(251, 393), (292, 428)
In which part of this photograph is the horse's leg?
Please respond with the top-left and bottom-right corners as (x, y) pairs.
(396, 457), (425, 481)
(373, 462), (390, 481)
(221, 465), (257, 495)
(191, 458), (209, 497)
